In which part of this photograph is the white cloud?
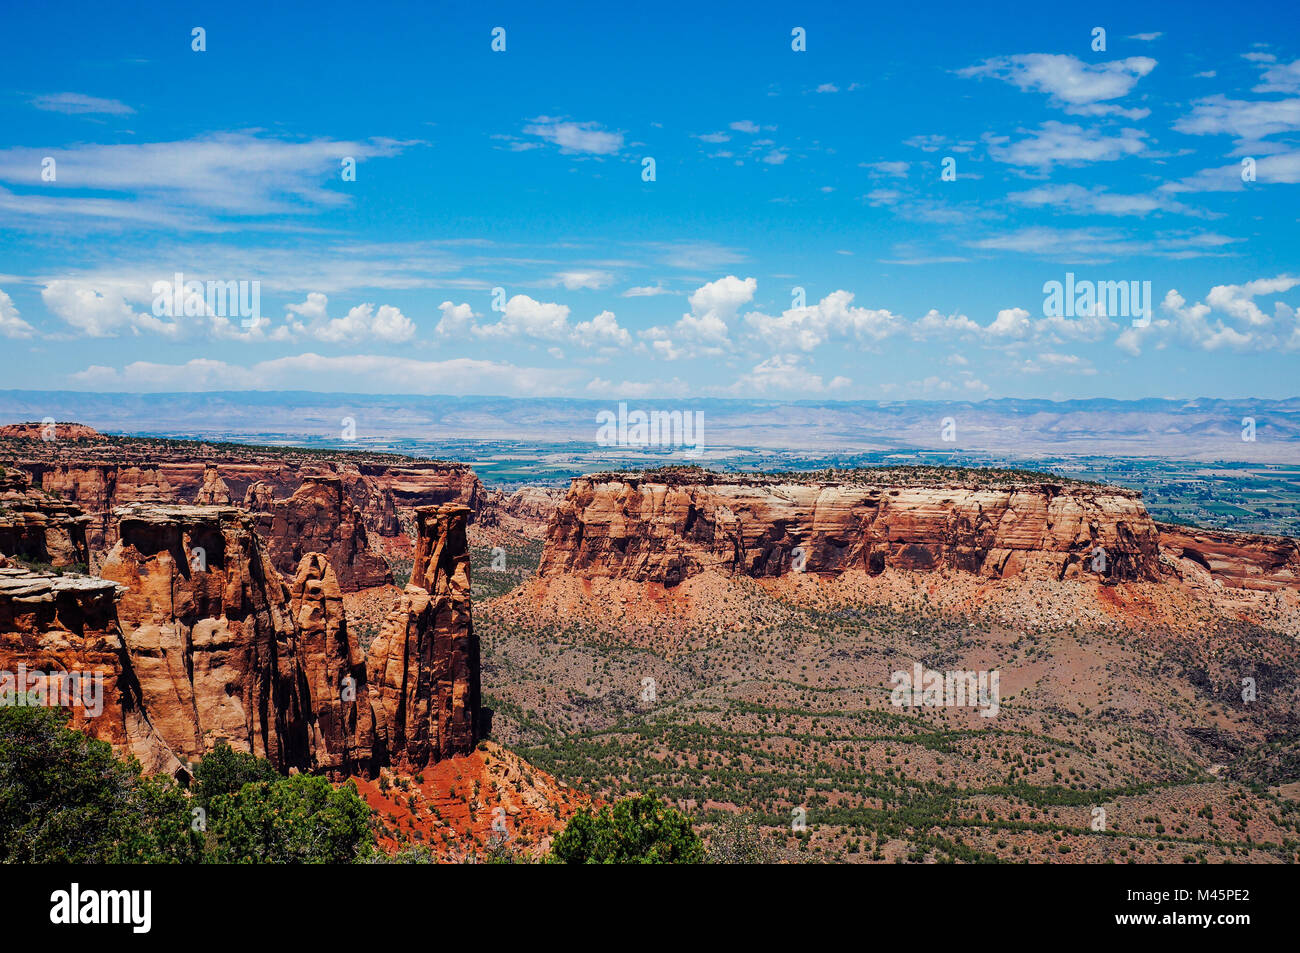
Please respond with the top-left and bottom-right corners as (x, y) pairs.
(1118, 277), (1300, 355)
(521, 117), (623, 155)
(745, 290), (902, 351)
(969, 226), (1239, 261)
(286, 293), (415, 343)
(1163, 150), (1300, 192)
(959, 54), (1156, 108)
(622, 283), (671, 297)
(730, 120), (760, 134)
(553, 270), (614, 290)
(816, 83), (839, 93)
(30, 92), (134, 116)
(43, 277), (287, 341)
(1174, 95), (1300, 141)
(1008, 183), (1197, 217)
(985, 121), (1147, 167)
(862, 161), (910, 177)
(1255, 59), (1300, 94)
(642, 275), (757, 359)
(437, 294), (632, 350)
(473, 294), (572, 341)
(726, 354), (850, 394)
(0, 289), (35, 339)
(435, 301), (476, 337)
(0, 133), (408, 218)
(572, 310), (632, 348)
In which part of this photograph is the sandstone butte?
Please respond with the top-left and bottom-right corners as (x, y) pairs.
(538, 468), (1300, 592)
(0, 429), (487, 557)
(0, 500), (481, 780)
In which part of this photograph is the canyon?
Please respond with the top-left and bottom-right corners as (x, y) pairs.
(4, 425), (1300, 863)
(0, 494), (480, 779)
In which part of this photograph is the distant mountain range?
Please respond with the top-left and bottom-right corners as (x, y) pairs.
(2, 390), (1298, 463)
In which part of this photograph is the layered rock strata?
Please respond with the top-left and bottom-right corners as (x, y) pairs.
(0, 469), (91, 568)
(540, 471), (1165, 586)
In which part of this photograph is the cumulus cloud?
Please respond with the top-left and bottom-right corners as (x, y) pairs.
(42, 277), (280, 341)
(745, 290), (902, 351)
(1117, 276), (1300, 355)
(0, 289), (35, 338)
(284, 293), (415, 343)
(726, 354), (850, 394)
(642, 276), (756, 358)
(436, 294), (632, 350)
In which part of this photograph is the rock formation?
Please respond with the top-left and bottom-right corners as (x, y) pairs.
(246, 475), (393, 591)
(1, 432), (486, 555)
(540, 469), (1166, 586)
(0, 564), (179, 774)
(1, 499), (481, 778)
(194, 465), (232, 504)
(99, 504), (313, 773)
(289, 553), (380, 774)
(1156, 522), (1300, 591)
(480, 485), (565, 539)
(0, 469), (91, 568)
(368, 505), (480, 767)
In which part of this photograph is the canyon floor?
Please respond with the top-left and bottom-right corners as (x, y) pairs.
(464, 534), (1300, 864)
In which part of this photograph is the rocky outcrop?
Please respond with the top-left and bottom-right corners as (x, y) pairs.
(0, 565), (180, 775)
(480, 486), (565, 539)
(289, 553), (380, 774)
(1, 435), (486, 555)
(99, 504), (313, 773)
(539, 469), (1166, 586)
(246, 475), (393, 591)
(194, 465), (231, 504)
(1157, 522), (1300, 592)
(0, 422), (100, 441)
(1, 499), (481, 778)
(0, 469), (91, 568)
(368, 505), (480, 767)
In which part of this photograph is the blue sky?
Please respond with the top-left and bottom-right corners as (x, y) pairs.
(0, 0), (1297, 401)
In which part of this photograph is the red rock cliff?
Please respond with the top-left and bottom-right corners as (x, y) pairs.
(367, 504), (480, 767)
(1, 436), (485, 556)
(0, 469), (91, 568)
(246, 475), (393, 591)
(99, 504), (315, 773)
(539, 469), (1166, 585)
(1156, 522), (1300, 591)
